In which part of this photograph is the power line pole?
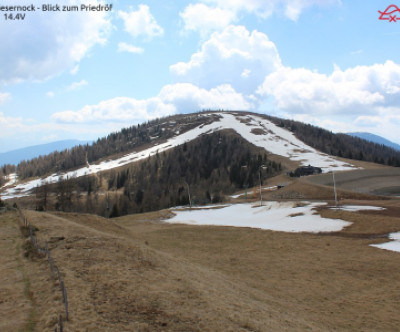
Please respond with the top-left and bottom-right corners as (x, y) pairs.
(185, 181), (192, 209)
(259, 165), (268, 206)
(259, 170), (262, 206)
(332, 171), (338, 208)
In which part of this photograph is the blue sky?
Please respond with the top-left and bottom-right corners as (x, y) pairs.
(0, 0), (399, 152)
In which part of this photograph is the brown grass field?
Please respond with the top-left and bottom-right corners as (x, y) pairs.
(305, 168), (400, 197)
(2, 171), (400, 331)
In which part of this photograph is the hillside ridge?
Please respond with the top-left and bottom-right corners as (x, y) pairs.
(1, 111), (400, 208)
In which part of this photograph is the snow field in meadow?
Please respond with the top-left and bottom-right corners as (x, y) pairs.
(371, 232), (400, 253)
(166, 201), (352, 233)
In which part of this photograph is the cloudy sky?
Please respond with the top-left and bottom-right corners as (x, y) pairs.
(0, 0), (399, 152)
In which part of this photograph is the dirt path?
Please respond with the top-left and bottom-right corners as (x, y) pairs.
(0, 211), (33, 331)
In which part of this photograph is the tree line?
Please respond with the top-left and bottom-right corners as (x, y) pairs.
(17, 113), (219, 179)
(264, 114), (400, 167)
(8, 111), (400, 184)
(35, 131), (281, 217)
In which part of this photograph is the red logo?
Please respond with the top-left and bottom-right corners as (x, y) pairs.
(379, 4), (400, 22)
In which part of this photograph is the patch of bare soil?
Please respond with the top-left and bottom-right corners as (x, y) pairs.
(250, 128), (267, 135)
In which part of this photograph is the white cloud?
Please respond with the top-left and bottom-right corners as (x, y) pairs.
(354, 116), (384, 127)
(118, 5), (164, 40)
(67, 80), (88, 91)
(51, 96), (175, 124)
(350, 49), (363, 56)
(46, 91), (55, 98)
(0, 112), (23, 129)
(159, 83), (252, 112)
(277, 112), (400, 145)
(282, 113), (357, 133)
(0, 0), (112, 84)
(258, 60), (400, 115)
(180, 4), (236, 36)
(0, 115), (121, 152)
(70, 65), (79, 75)
(354, 112), (400, 143)
(42, 134), (58, 142)
(117, 42), (144, 54)
(0, 72), (251, 149)
(0, 93), (11, 104)
(201, 0), (340, 21)
(170, 25), (281, 95)
(241, 69), (251, 78)
(51, 83), (251, 124)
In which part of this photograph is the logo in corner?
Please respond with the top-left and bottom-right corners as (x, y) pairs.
(379, 4), (400, 22)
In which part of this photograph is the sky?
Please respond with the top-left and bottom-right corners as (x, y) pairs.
(0, 0), (399, 152)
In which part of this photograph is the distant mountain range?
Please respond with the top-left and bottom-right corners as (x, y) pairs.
(0, 139), (92, 166)
(347, 132), (400, 151)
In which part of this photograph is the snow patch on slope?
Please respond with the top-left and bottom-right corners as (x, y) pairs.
(226, 113), (355, 171)
(2, 173), (17, 188)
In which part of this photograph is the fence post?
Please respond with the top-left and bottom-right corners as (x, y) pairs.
(16, 208), (69, 328)
(64, 287), (69, 321)
(59, 314), (63, 332)
(60, 280), (66, 307)
(56, 267), (61, 284)
(49, 257), (55, 275)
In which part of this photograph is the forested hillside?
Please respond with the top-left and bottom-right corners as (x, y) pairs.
(17, 113), (219, 179)
(8, 111), (400, 183)
(264, 115), (400, 167)
(35, 131), (281, 217)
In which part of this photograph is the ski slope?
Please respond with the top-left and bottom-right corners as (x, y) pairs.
(1, 112), (356, 199)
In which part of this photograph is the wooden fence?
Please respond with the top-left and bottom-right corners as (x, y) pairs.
(17, 207), (69, 331)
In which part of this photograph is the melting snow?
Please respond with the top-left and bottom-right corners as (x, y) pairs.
(230, 186), (278, 198)
(1, 112), (357, 199)
(165, 201), (351, 233)
(330, 205), (385, 212)
(1, 173), (17, 189)
(370, 232), (400, 253)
